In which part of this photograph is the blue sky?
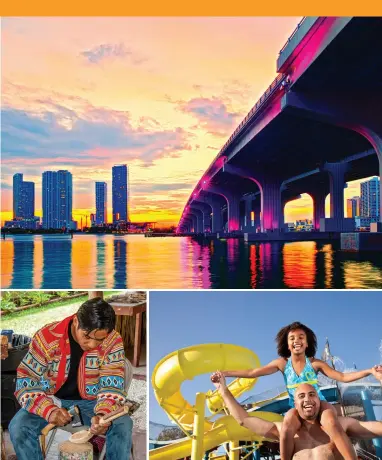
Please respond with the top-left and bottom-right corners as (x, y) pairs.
(149, 291), (382, 425)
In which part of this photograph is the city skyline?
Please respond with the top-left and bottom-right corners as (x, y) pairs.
(4, 168), (378, 229)
(1, 17), (378, 227)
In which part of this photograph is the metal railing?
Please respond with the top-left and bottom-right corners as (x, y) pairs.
(219, 73), (285, 157)
(279, 17), (307, 55)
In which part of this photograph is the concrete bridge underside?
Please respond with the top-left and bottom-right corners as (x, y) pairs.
(178, 17), (382, 235)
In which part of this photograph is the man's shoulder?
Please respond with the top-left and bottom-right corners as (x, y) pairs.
(100, 329), (124, 352)
(34, 316), (71, 349)
(35, 321), (63, 342)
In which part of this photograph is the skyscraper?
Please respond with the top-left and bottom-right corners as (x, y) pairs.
(95, 182), (108, 225)
(112, 165), (129, 224)
(346, 196), (360, 218)
(42, 170), (73, 229)
(13, 173), (23, 219)
(360, 177), (380, 220)
(13, 173), (35, 219)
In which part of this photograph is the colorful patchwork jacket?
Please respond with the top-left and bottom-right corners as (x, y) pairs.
(15, 315), (127, 421)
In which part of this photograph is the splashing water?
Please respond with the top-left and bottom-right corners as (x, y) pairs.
(318, 355), (379, 398)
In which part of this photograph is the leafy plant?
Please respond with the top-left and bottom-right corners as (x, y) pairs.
(28, 292), (53, 306)
(55, 291), (71, 299)
(1, 294), (17, 312)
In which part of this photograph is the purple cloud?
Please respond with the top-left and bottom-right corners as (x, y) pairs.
(80, 43), (147, 65)
(178, 97), (240, 136)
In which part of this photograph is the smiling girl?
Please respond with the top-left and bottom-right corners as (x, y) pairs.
(211, 321), (382, 460)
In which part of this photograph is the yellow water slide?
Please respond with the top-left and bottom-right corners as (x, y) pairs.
(151, 344), (283, 460)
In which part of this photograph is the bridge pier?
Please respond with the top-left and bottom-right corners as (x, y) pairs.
(191, 202), (212, 232)
(208, 186), (241, 232)
(190, 208), (205, 233)
(259, 178), (283, 232)
(321, 162), (354, 232)
(201, 194), (225, 233)
(223, 164), (283, 233)
(242, 194), (261, 232)
(310, 189), (328, 231)
(189, 213), (200, 233)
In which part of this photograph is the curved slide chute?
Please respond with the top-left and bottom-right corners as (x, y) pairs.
(151, 344), (283, 460)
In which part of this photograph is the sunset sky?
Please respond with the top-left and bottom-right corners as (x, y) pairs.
(1, 17), (371, 227)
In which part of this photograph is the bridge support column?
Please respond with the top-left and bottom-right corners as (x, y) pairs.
(208, 187), (242, 232)
(210, 202), (223, 233)
(253, 198), (261, 230)
(261, 178), (282, 232)
(190, 213), (200, 233)
(323, 162), (349, 232)
(227, 194), (241, 232)
(191, 203), (212, 232)
(223, 164), (281, 233)
(243, 197), (253, 231)
(191, 209), (204, 233)
(200, 194), (224, 233)
(184, 219), (192, 233)
(310, 189), (327, 231)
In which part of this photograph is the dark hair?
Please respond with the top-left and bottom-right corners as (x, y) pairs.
(76, 298), (116, 333)
(275, 322), (317, 358)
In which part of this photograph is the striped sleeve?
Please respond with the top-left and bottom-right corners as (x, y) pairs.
(94, 333), (127, 416)
(15, 331), (58, 421)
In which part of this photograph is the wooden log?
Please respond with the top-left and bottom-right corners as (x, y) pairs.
(58, 441), (93, 460)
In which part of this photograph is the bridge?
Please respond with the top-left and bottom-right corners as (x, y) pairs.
(178, 17), (382, 237)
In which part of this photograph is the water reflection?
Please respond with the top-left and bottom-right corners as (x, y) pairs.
(42, 237), (72, 289)
(1, 234), (382, 289)
(283, 242), (316, 289)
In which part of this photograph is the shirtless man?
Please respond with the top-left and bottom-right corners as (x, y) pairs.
(212, 372), (382, 459)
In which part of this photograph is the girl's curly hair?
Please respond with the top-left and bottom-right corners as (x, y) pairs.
(275, 321), (317, 358)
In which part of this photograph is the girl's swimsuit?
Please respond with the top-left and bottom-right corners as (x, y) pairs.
(283, 356), (326, 407)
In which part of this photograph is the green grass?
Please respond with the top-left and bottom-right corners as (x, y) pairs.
(2, 290), (124, 320)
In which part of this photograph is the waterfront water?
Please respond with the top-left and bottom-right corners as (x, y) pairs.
(1, 234), (382, 289)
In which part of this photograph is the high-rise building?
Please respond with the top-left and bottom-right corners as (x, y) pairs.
(13, 173), (35, 219)
(112, 165), (129, 224)
(360, 177), (380, 220)
(347, 196), (360, 218)
(13, 173), (23, 219)
(42, 170), (73, 229)
(95, 182), (108, 225)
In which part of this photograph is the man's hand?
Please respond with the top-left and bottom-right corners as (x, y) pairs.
(371, 365), (382, 381)
(90, 416), (111, 435)
(210, 371), (227, 392)
(48, 408), (72, 426)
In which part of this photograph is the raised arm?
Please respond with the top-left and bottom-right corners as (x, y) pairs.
(212, 371), (280, 441)
(341, 417), (382, 440)
(218, 358), (284, 380)
(314, 360), (382, 383)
